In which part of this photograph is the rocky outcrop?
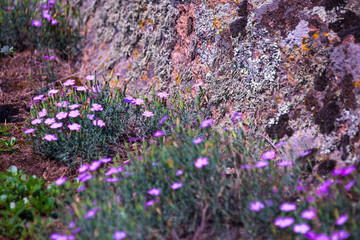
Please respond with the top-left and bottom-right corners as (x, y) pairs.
(71, 0), (360, 169)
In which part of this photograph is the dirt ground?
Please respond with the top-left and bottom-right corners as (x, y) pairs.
(0, 50), (79, 183)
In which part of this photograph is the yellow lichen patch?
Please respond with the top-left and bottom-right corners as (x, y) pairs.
(175, 73), (180, 85)
(138, 20), (144, 27)
(314, 32), (319, 39)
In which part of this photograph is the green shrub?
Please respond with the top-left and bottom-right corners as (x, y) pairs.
(24, 75), (210, 167)
(0, 166), (63, 239)
(0, 0), (82, 57)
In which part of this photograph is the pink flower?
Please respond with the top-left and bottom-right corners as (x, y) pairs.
(301, 209), (316, 220)
(68, 104), (81, 110)
(39, 108), (47, 117)
(84, 208), (100, 219)
(147, 188), (161, 196)
(142, 111), (154, 117)
(93, 119), (105, 127)
(134, 98), (144, 105)
(175, 169), (183, 176)
(31, 118), (43, 125)
(85, 75), (95, 81)
(78, 164), (89, 173)
(56, 112), (68, 120)
(44, 134), (57, 141)
(255, 161), (269, 168)
(68, 123), (81, 131)
(90, 103), (103, 111)
(194, 157), (209, 168)
(335, 214), (348, 226)
(76, 86), (87, 91)
(249, 201), (265, 212)
(274, 217), (294, 228)
(44, 118), (56, 125)
(299, 150), (312, 157)
(193, 137), (203, 144)
(293, 223), (310, 234)
(63, 79), (75, 86)
(105, 167), (119, 176)
(32, 20), (42, 27)
(200, 119), (213, 128)
(50, 122), (63, 129)
(280, 202), (297, 212)
(87, 114), (95, 120)
(153, 130), (165, 137)
(315, 234), (330, 240)
(275, 140), (287, 148)
(100, 158), (112, 163)
(106, 178), (120, 183)
(345, 180), (355, 191)
(113, 231), (127, 240)
(171, 182), (183, 190)
(55, 177), (67, 186)
(69, 110), (80, 118)
(33, 95), (44, 101)
(157, 92), (169, 99)
(331, 230), (350, 240)
(261, 150), (276, 160)
(48, 89), (59, 95)
(89, 161), (102, 171)
(277, 161), (293, 166)
(24, 128), (35, 134)
(158, 115), (168, 124)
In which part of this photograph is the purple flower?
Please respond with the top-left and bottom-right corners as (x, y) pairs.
(85, 75), (95, 81)
(90, 103), (103, 111)
(105, 167), (119, 176)
(78, 164), (89, 173)
(157, 92), (169, 99)
(153, 130), (165, 137)
(171, 182), (183, 190)
(305, 231), (317, 239)
(49, 233), (68, 240)
(93, 119), (105, 127)
(261, 150), (276, 160)
(280, 202), (297, 212)
(85, 208), (100, 219)
(147, 188), (161, 196)
(33, 95), (44, 101)
(56, 112), (68, 120)
(331, 230), (350, 240)
(63, 79), (75, 86)
(145, 200), (156, 207)
(44, 134), (57, 141)
(315, 234), (330, 240)
(55, 177), (67, 186)
(48, 89), (59, 95)
(249, 201), (265, 212)
(68, 123), (81, 131)
(345, 180), (355, 191)
(316, 180), (334, 196)
(31, 20), (41, 27)
(89, 161), (102, 171)
(77, 186), (86, 192)
(195, 157), (209, 168)
(69, 110), (80, 118)
(124, 97), (134, 103)
(335, 214), (348, 225)
(68, 104), (81, 110)
(341, 166), (355, 176)
(50, 122), (63, 129)
(175, 169), (183, 176)
(293, 223), (310, 234)
(200, 119), (213, 128)
(142, 111), (154, 117)
(255, 161), (269, 168)
(68, 221), (75, 229)
(24, 128), (35, 134)
(275, 140), (287, 148)
(49, 56), (55, 60)
(230, 112), (242, 124)
(299, 150), (312, 157)
(56, 101), (68, 107)
(134, 98), (144, 105)
(31, 118), (43, 125)
(87, 114), (95, 120)
(39, 108), (47, 117)
(274, 217), (294, 228)
(241, 165), (253, 169)
(100, 158), (112, 163)
(193, 137), (203, 144)
(106, 178), (120, 183)
(301, 209), (316, 220)
(277, 161), (293, 166)
(113, 231), (127, 240)
(158, 115), (168, 124)
(80, 174), (93, 182)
